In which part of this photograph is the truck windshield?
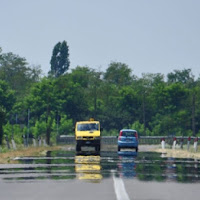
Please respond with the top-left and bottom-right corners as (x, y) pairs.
(77, 123), (99, 131)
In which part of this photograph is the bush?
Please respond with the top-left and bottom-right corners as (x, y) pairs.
(3, 123), (24, 144)
(102, 129), (118, 136)
(130, 121), (151, 136)
(31, 120), (46, 139)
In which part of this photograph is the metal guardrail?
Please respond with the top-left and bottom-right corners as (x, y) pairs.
(57, 136), (118, 144)
(57, 135), (198, 145)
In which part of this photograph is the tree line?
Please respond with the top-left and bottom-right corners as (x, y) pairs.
(0, 42), (200, 145)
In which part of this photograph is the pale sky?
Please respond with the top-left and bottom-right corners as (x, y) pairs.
(1, 0), (200, 78)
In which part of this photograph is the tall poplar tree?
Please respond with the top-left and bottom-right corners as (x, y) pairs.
(49, 41), (70, 77)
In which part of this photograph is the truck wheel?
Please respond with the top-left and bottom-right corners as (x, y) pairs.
(76, 144), (81, 151)
(95, 145), (100, 152)
(95, 146), (98, 152)
(118, 146), (120, 151)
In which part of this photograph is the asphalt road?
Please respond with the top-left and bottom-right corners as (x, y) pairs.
(0, 145), (200, 200)
(1, 176), (200, 200)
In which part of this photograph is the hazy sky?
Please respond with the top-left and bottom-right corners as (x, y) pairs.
(1, 0), (200, 78)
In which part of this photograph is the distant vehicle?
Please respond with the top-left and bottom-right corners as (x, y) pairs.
(75, 118), (102, 152)
(117, 129), (139, 152)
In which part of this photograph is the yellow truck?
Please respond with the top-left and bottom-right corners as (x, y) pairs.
(75, 118), (102, 152)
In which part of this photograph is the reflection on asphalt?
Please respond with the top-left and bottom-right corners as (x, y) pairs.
(75, 151), (102, 182)
(0, 149), (200, 183)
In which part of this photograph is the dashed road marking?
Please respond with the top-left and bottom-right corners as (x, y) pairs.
(113, 174), (130, 200)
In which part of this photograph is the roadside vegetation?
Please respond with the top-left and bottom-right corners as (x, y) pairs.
(1, 42), (200, 148)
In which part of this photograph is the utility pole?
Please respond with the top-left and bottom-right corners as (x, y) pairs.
(192, 93), (196, 136)
(11, 115), (14, 139)
(27, 109), (30, 146)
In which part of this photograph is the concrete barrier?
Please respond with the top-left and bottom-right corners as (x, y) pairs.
(172, 137), (177, 149)
(43, 139), (47, 146)
(194, 137), (198, 152)
(38, 137), (42, 147)
(32, 138), (37, 147)
(11, 139), (16, 150)
(187, 136), (191, 151)
(161, 139), (165, 149)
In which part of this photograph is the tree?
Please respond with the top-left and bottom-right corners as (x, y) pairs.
(0, 52), (42, 100)
(118, 86), (140, 128)
(0, 80), (15, 144)
(97, 82), (121, 130)
(70, 66), (92, 88)
(194, 79), (200, 135)
(54, 73), (89, 123)
(0, 47), (2, 59)
(134, 73), (165, 134)
(25, 78), (61, 145)
(104, 62), (133, 86)
(49, 41), (70, 77)
(167, 69), (194, 84)
(71, 67), (103, 119)
(167, 69), (199, 136)
(150, 82), (189, 136)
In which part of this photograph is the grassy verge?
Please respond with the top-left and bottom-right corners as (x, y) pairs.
(153, 145), (200, 159)
(0, 146), (63, 164)
(1, 144), (200, 164)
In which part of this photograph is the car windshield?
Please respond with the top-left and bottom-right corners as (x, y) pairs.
(121, 131), (136, 137)
(77, 123), (99, 131)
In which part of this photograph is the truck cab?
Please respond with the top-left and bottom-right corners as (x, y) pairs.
(75, 118), (102, 152)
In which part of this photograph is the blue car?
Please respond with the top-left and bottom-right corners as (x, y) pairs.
(117, 129), (139, 152)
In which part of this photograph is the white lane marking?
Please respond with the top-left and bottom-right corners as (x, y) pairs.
(113, 174), (130, 200)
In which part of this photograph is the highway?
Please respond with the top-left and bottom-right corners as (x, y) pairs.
(0, 145), (200, 200)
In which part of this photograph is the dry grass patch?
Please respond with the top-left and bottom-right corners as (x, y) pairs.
(0, 146), (63, 164)
(154, 147), (200, 159)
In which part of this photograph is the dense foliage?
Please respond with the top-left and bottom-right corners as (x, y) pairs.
(1, 46), (200, 145)
(49, 41), (70, 77)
